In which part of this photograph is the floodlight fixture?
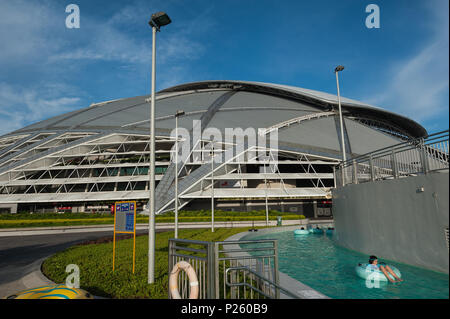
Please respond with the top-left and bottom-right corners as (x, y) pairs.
(149, 12), (171, 31)
(335, 65), (345, 72)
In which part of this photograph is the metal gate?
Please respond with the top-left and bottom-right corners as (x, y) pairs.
(168, 238), (299, 299)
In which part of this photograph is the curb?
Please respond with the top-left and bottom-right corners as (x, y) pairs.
(3, 256), (107, 299)
(21, 258), (55, 289)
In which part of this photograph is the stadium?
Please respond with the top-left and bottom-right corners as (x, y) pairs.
(0, 80), (427, 217)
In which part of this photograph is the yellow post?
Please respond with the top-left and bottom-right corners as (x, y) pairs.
(113, 204), (116, 272)
(133, 201), (136, 274)
(112, 201), (136, 273)
(113, 233), (116, 271)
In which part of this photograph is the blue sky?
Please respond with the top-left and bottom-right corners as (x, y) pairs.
(0, 0), (448, 135)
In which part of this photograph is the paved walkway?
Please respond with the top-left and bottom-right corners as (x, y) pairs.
(0, 229), (150, 298)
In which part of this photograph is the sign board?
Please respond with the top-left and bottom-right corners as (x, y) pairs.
(113, 201), (136, 273)
(114, 202), (136, 233)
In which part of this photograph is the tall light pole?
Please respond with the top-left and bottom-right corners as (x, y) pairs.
(147, 11), (171, 284)
(210, 139), (215, 233)
(334, 65), (346, 163)
(174, 110), (185, 239)
(264, 155), (269, 226)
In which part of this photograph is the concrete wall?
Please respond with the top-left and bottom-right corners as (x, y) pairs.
(0, 203), (17, 214)
(332, 171), (449, 274)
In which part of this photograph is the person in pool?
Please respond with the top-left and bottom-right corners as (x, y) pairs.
(368, 255), (403, 283)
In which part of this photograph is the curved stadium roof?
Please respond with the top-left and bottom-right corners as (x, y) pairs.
(2, 80), (426, 163)
(0, 80), (428, 209)
(10, 80), (426, 139)
(0, 80), (428, 167)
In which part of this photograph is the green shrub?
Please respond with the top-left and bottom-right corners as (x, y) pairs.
(0, 210), (305, 228)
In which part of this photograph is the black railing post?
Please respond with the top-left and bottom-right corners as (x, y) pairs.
(352, 160), (358, 184)
(207, 242), (216, 299)
(420, 139), (430, 175)
(391, 149), (399, 179)
(168, 239), (174, 299)
(369, 155), (375, 181)
(273, 240), (280, 299)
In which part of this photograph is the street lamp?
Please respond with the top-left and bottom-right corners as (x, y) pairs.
(147, 11), (171, 285)
(210, 139), (215, 233)
(263, 155), (269, 226)
(174, 110), (185, 239)
(334, 65), (346, 164)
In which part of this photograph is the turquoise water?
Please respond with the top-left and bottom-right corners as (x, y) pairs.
(242, 230), (449, 299)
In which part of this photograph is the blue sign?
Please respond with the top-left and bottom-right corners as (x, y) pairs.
(114, 201), (136, 233)
(112, 201), (137, 273)
(125, 212), (134, 232)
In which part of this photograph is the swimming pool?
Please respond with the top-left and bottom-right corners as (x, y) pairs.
(242, 230), (449, 299)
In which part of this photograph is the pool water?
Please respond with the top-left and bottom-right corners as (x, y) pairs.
(243, 230), (449, 299)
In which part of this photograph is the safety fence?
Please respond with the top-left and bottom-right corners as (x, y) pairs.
(336, 130), (449, 186)
(168, 238), (300, 299)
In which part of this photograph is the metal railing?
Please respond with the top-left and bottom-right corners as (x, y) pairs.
(168, 238), (214, 299)
(336, 130), (449, 186)
(225, 266), (300, 299)
(216, 239), (280, 299)
(168, 238), (300, 299)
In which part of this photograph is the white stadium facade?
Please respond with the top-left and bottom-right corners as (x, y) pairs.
(0, 80), (427, 217)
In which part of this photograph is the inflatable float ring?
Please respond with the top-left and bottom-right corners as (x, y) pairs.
(169, 261), (199, 299)
(355, 263), (402, 282)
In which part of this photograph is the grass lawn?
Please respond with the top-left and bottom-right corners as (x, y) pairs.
(41, 227), (253, 298)
(0, 210), (305, 228)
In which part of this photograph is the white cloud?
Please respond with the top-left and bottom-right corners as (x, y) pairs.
(0, 1), (82, 135)
(363, 0), (449, 125)
(0, 0), (61, 64)
(49, 3), (205, 65)
(0, 82), (80, 135)
(0, 1), (208, 135)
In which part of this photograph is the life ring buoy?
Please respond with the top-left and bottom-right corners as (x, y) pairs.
(169, 261), (199, 299)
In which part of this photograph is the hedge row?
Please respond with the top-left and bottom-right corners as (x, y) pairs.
(0, 214), (304, 228)
(0, 209), (303, 220)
